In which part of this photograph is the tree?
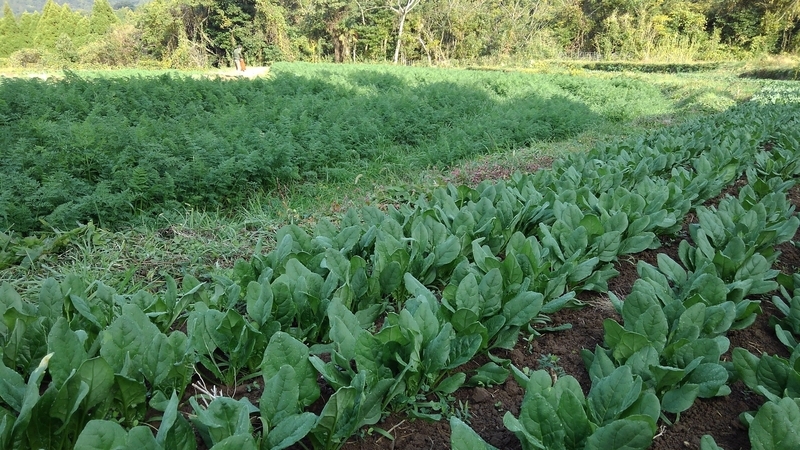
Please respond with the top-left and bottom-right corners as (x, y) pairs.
(253, 0), (294, 61)
(0, 2), (23, 56)
(90, 0), (120, 36)
(59, 4), (90, 46)
(33, 0), (61, 48)
(389, 0), (420, 62)
(17, 11), (39, 48)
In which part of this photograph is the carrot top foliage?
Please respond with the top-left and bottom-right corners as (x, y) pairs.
(0, 64), (668, 233)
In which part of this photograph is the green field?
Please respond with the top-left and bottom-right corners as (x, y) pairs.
(0, 62), (703, 234)
(1, 63), (799, 450)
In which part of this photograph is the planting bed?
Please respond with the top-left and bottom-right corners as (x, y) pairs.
(332, 187), (800, 450)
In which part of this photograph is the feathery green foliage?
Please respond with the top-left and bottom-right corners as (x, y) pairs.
(0, 63), (671, 233)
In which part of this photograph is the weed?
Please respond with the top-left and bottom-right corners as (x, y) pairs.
(536, 353), (567, 381)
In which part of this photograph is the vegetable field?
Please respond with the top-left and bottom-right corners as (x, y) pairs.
(0, 63), (668, 234)
(1, 66), (800, 450)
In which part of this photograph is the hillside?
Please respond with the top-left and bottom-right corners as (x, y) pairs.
(2, 0), (144, 15)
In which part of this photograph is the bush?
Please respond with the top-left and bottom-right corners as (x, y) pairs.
(79, 24), (142, 67)
(9, 48), (46, 67)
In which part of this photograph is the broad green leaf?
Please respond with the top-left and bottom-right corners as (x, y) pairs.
(261, 365), (299, 425)
(447, 333), (482, 369)
(623, 391), (660, 425)
(569, 257), (598, 283)
(266, 413), (317, 450)
(69, 293), (103, 329)
(656, 254), (686, 286)
(262, 332), (319, 407)
(472, 239), (493, 272)
(580, 214), (604, 236)
(585, 418), (654, 450)
(673, 303), (705, 342)
(336, 225), (363, 252)
(0, 360), (25, 411)
(450, 416), (498, 450)
(191, 397), (254, 446)
(143, 333), (179, 389)
(329, 298), (362, 360)
(209, 434), (257, 450)
(436, 372), (467, 394)
(661, 383), (699, 414)
(603, 319), (651, 362)
(501, 253), (524, 289)
(756, 354), (792, 398)
(525, 369), (556, 396)
(451, 308), (479, 333)
(619, 234), (655, 255)
(155, 391), (180, 446)
(435, 235), (461, 267)
(651, 365), (686, 393)
(74, 419), (127, 450)
(522, 393), (566, 450)
(101, 315), (145, 374)
(503, 411), (546, 450)
(379, 261), (404, 296)
(312, 385), (357, 443)
(584, 346), (616, 383)
(245, 280), (273, 327)
(557, 389), (592, 449)
(455, 273), (481, 315)
(750, 397), (800, 450)
(478, 268), (503, 317)
(467, 362), (508, 388)
(700, 434), (725, 450)
(587, 366), (641, 425)
(125, 426), (160, 450)
(503, 291), (543, 327)
(423, 323), (453, 374)
(411, 299), (439, 344)
(114, 374), (147, 423)
(50, 371), (90, 427)
(691, 274), (728, 306)
(322, 248), (350, 281)
(686, 363), (729, 397)
(624, 346), (658, 379)
(37, 278), (64, 327)
(702, 302), (736, 336)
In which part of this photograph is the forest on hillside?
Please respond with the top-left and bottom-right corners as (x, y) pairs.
(1, 0), (799, 69)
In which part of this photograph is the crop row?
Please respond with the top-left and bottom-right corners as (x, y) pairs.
(0, 84), (799, 449)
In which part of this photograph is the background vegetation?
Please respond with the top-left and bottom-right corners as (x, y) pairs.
(1, 0), (800, 69)
(0, 63), (674, 234)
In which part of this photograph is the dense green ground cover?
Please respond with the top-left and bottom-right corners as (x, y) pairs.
(0, 79), (798, 450)
(0, 63), (673, 234)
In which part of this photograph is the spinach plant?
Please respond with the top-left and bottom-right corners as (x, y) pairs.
(503, 366), (659, 450)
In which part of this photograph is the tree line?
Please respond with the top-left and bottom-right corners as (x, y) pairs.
(1, 0), (799, 68)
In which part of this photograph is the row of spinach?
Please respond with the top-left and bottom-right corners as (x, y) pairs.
(457, 166), (800, 449)
(0, 86), (799, 449)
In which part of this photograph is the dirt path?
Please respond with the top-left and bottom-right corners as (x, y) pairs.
(215, 66), (270, 79)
